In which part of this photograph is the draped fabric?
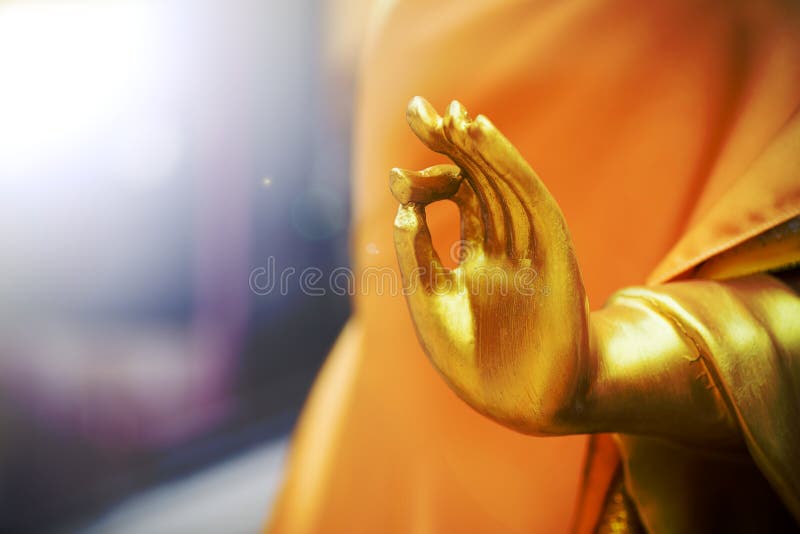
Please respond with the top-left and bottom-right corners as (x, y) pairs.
(268, 1), (800, 532)
(612, 275), (800, 532)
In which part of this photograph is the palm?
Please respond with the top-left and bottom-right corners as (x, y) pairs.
(391, 98), (589, 434)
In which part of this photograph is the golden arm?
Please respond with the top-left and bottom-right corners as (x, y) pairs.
(583, 273), (799, 445)
(390, 97), (800, 447)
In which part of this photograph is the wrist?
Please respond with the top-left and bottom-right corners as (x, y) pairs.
(577, 284), (738, 442)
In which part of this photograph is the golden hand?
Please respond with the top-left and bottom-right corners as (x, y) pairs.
(390, 97), (800, 447)
(390, 97), (590, 434)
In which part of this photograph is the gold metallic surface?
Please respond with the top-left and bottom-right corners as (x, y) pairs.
(595, 472), (644, 534)
(390, 97), (800, 528)
(612, 275), (800, 530)
(391, 96), (591, 434)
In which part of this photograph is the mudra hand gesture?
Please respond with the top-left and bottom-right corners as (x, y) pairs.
(389, 97), (800, 531)
(390, 97), (775, 445)
(390, 97), (590, 435)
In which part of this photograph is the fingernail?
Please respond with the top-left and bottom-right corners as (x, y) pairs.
(449, 100), (467, 119)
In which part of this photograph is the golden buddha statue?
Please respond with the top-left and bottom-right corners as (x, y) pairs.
(390, 97), (800, 532)
(268, 3), (800, 532)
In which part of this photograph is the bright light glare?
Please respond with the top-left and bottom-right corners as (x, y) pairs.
(0, 1), (160, 180)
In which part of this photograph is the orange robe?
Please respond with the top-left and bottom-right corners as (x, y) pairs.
(269, 1), (800, 532)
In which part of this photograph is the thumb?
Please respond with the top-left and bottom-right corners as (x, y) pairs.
(393, 203), (452, 294)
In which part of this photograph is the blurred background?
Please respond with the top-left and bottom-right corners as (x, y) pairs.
(0, 0), (370, 531)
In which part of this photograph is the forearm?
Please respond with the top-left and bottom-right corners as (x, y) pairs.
(570, 274), (800, 444)
(580, 290), (738, 443)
